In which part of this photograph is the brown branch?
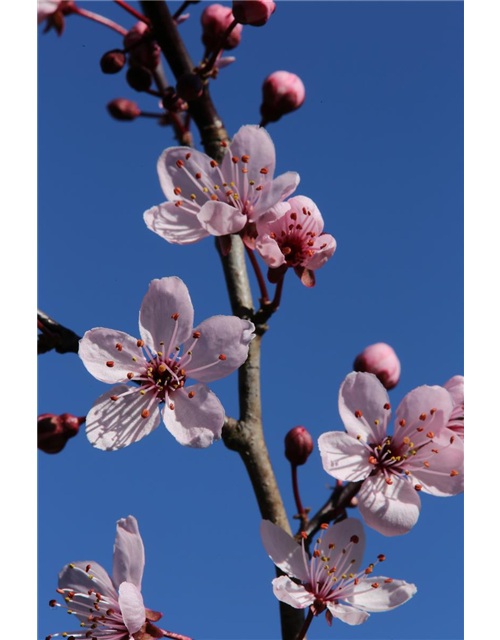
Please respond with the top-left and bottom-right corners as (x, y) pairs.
(37, 309), (81, 355)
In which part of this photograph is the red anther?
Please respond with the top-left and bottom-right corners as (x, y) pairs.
(171, 313), (180, 321)
(432, 448), (439, 454)
(175, 201), (183, 207)
(313, 550), (321, 558)
(115, 343), (123, 351)
(221, 140), (228, 147)
(219, 354), (227, 360)
(106, 361), (114, 367)
(450, 436), (455, 444)
(296, 224), (303, 230)
(141, 410), (150, 419)
(365, 567), (373, 574)
(427, 431), (435, 438)
(106, 609), (115, 616)
(210, 160), (218, 167)
(417, 426), (424, 432)
(56, 588), (65, 595)
(180, 369), (186, 376)
(225, 190), (234, 197)
(260, 167), (269, 174)
(399, 419), (406, 427)
(270, 232), (277, 239)
(290, 212), (297, 221)
(94, 603), (100, 611)
(307, 240), (314, 247)
(232, 156), (239, 163)
(450, 469), (459, 477)
(173, 187), (182, 195)
(385, 477), (393, 485)
(127, 373), (134, 380)
(176, 159), (184, 168)
(169, 403), (174, 410)
(211, 194), (218, 201)
(195, 172), (202, 179)
(320, 243), (327, 249)
(241, 155), (250, 163)
(415, 484), (422, 491)
(377, 554), (386, 561)
(384, 403), (391, 410)
(384, 578), (393, 583)
(49, 599), (57, 607)
(188, 391), (195, 399)
(302, 207), (307, 215)
(430, 408), (437, 415)
(185, 153), (191, 160)
(419, 413), (427, 421)
(424, 461), (430, 468)
(256, 185), (263, 191)
(281, 246), (292, 255)
(88, 589), (95, 595)
(242, 168), (249, 173)
(137, 339), (144, 347)
(354, 578), (359, 585)
(289, 224), (294, 231)
(193, 331), (201, 339)
(371, 582), (380, 589)
(86, 564), (92, 572)
(300, 531), (308, 539)
(369, 456), (378, 465)
(320, 523), (329, 530)
(350, 535), (359, 544)
(355, 410), (363, 418)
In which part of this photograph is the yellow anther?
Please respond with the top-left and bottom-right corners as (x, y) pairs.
(349, 573), (354, 578)
(190, 194), (196, 200)
(140, 390), (145, 395)
(357, 435), (362, 440)
(67, 609), (72, 614)
(89, 574), (94, 579)
(411, 450), (417, 456)
(342, 574), (347, 579)
(65, 597), (70, 603)
(203, 187), (208, 193)
(132, 357), (137, 362)
(374, 419), (379, 425)
(233, 194), (239, 200)
(214, 185), (219, 189)
(249, 180), (255, 185)
(69, 563), (75, 569)
(157, 351), (163, 356)
(160, 341), (164, 345)
(321, 556), (328, 562)
(333, 577), (338, 582)
(230, 181), (235, 187)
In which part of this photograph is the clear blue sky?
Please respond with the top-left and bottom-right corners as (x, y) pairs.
(38, 2), (463, 638)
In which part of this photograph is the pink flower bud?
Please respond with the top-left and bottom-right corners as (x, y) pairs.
(107, 99), (141, 121)
(232, 1), (276, 26)
(176, 73), (204, 101)
(123, 21), (161, 71)
(126, 66), (153, 92)
(285, 426), (314, 466)
(260, 71), (306, 123)
(201, 4), (243, 51)
(353, 343), (401, 390)
(100, 49), (126, 74)
(38, 413), (84, 454)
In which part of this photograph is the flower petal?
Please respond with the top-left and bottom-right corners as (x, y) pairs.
(252, 172), (300, 221)
(139, 277), (194, 354)
(144, 202), (210, 245)
(224, 125), (276, 185)
(118, 581), (146, 635)
(339, 372), (391, 441)
(59, 561), (117, 621)
(186, 316), (255, 383)
(409, 441), (464, 496)
(326, 601), (369, 625)
(357, 475), (421, 537)
(162, 384), (224, 448)
(255, 233), (286, 268)
(318, 432), (372, 482)
(346, 576), (417, 611)
(86, 385), (161, 451)
(306, 233), (337, 270)
(443, 375), (464, 406)
(197, 201), (247, 236)
(157, 146), (217, 204)
(321, 518), (366, 575)
(113, 516), (145, 591)
(260, 520), (310, 582)
(79, 329), (145, 384)
(271, 576), (315, 609)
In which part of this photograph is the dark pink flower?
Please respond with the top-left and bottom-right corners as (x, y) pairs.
(353, 343), (401, 390)
(261, 71), (306, 123)
(201, 4), (243, 50)
(232, 1), (276, 26)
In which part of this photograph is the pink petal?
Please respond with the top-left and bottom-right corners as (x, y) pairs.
(118, 581), (146, 635)
(306, 233), (337, 270)
(251, 171), (300, 221)
(346, 576), (417, 611)
(162, 384), (224, 448)
(139, 277), (194, 353)
(260, 520), (310, 582)
(357, 475), (421, 537)
(443, 375), (464, 407)
(86, 385), (161, 451)
(255, 233), (286, 268)
(271, 576), (315, 609)
(321, 518), (366, 575)
(59, 561), (117, 607)
(215, 56), (236, 69)
(326, 601), (370, 625)
(157, 146), (217, 205)
(113, 516), (145, 591)
(197, 201), (247, 236)
(223, 125), (276, 185)
(185, 316), (255, 383)
(79, 328), (145, 384)
(409, 441), (464, 496)
(287, 196), (324, 234)
(318, 432), (372, 482)
(144, 202), (210, 245)
(339, 372), (391, 441)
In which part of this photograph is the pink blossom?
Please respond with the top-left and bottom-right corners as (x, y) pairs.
(261, 518), (416, 626)
(261, 71), (306, 124)
(144, 125), (299, 246)
(443, 375), (464, 440)
(318, 372), (464, 536)
(353, 342), (401, 390)
(255, 196), (336, 287)
(123, 21), (161, 71)
(201, 4), (243, 51)
(38, 0), (73, 34)
(38, 0), (64, 23)
(79, 277), (254, 450)
(48, 516), (167, 640)
(232, 1), (276, 26)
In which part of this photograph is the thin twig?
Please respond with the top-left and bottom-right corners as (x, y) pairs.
(245, 245), (270, 304)
(114, 0), (151, 26)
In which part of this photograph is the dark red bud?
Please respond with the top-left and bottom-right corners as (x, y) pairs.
(100, 50), (126, 74)
(107, 99), (141, 121)
(126, 66), (153, 92)
(285, 426), (314, 466)
(232, 0), (276, 26)
(176, 74), (204, 102)
(38, 413), (84, 454)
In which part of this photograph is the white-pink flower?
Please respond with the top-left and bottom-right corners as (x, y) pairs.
(79, 277), (254, 450)
(318, 372), (464, 536)
(255, 195), (336, 287)
(261, 518), (416, 627)
(144, 125), (299, 247)
(443, 375), (464, 440)
(48, 516), (166, 640)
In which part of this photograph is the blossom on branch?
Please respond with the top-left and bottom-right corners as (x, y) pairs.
(254, 195), (336, 287)
(318, 372), (464, 536)
(38, 0), (73, 35)
(260, 71), (306, 124)
(144, 125), (300, 247)
(79, 277), (255, 450)
(261, 518), (416, 627)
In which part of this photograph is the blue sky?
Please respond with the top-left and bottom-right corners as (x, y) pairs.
(38, 2), (463, 638)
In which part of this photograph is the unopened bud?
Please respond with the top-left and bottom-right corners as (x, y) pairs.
(260, 71), (305, 123)
(232, 0), (276, 26)
(100, 49), (126, 74)
(201, 4), (243, 50)
(285, 426), (314, 466)
(126, 66), (153, 92)
(123, 21), (160, 71)
(176, 73), (204, 101)
(353, 343), (401, 390)
(107, 99), (141, 121)
(38, 413), (84, 454)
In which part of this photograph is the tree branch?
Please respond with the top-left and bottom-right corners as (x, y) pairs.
(37, 310), (81, 355)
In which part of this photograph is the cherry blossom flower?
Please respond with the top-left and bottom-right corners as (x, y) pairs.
(443, 375), (464, 440)
(79, 277), (254, 450)
(261, 518), (416, 628)
(255, 196), (336, 287)
(38, 0), (73, 34)
(38, 0), (65, 23)
(318, 372), (464, 536)
(47, 516), (171, 640)
(143, 125), (299, 248)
